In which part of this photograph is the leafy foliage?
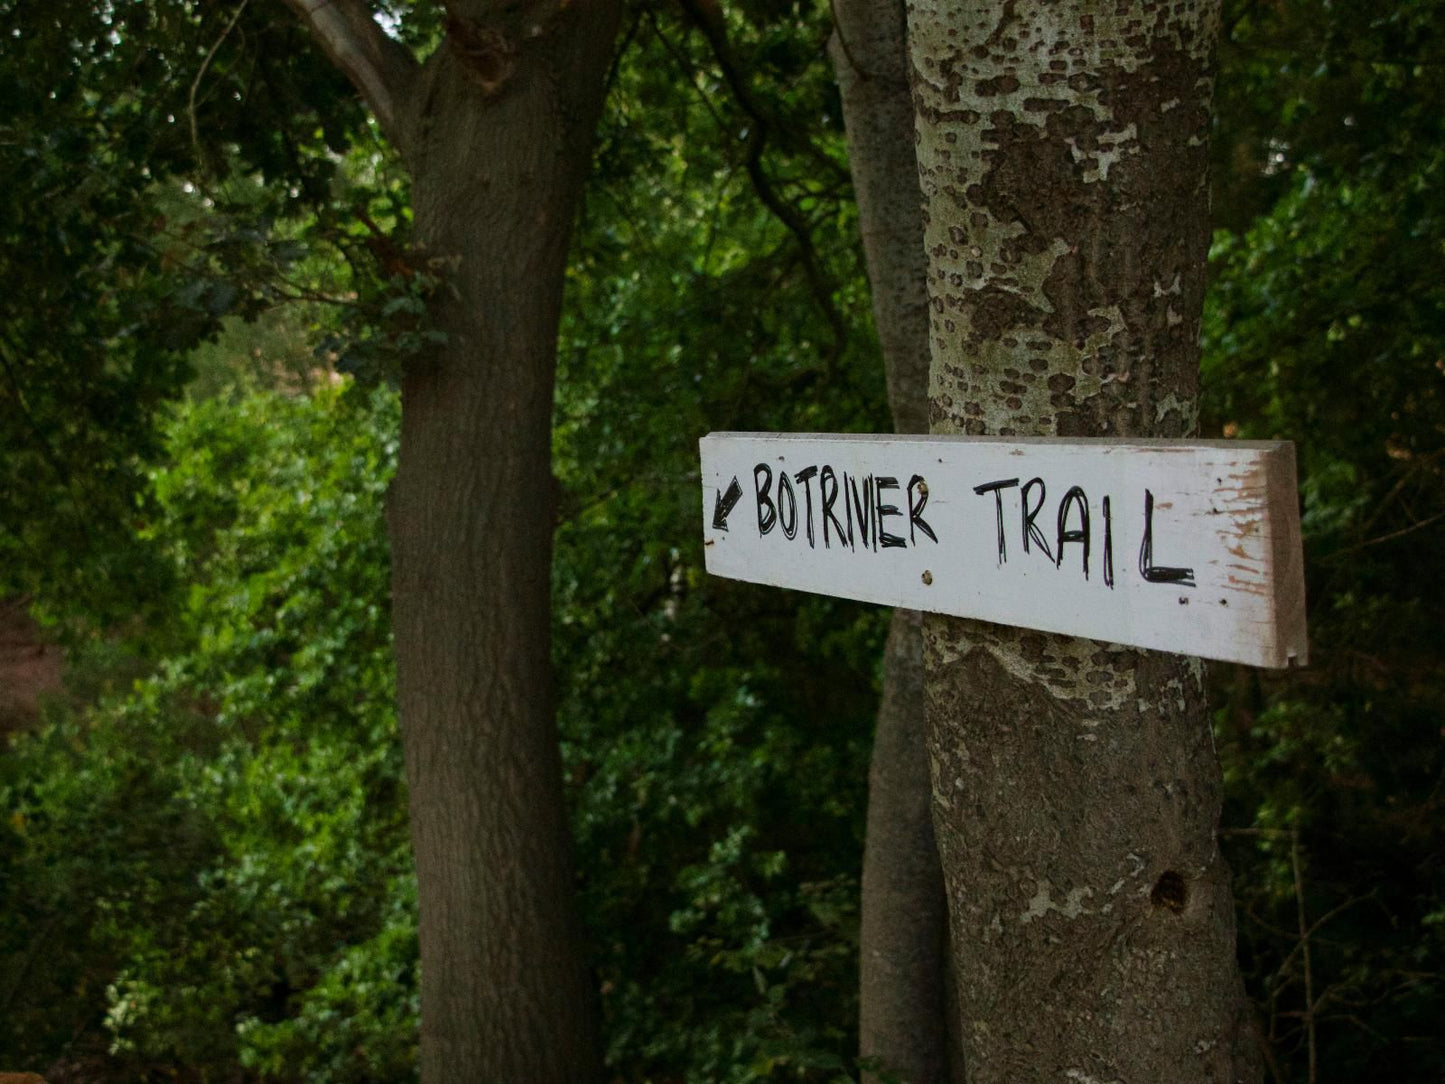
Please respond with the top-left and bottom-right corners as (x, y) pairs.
(1, 384), (414, 1080)
(0, 0), (204, 624)
(1205, 1), (1445, 1076)
(0, 0), (433, 633)
(4, 0), (1440, 1081)
(560, 7), (887, 1075)
(3, 5), (889, 1081)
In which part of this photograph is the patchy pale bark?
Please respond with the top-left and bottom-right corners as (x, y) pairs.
(285, 2), (621, 1080)
(830, 2), (951, 1081)
(905, 0), (1262, 1080)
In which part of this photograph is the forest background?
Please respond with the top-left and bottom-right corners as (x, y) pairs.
(1, 0), (1441, 1081)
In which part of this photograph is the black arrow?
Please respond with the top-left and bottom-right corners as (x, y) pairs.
(712, 475), (744, 531)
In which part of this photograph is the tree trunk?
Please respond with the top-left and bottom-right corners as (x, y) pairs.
(904, 0), (1262, 1080)
(285, 3), (622, 1080)
(830, 4), (951, 1081)
(861, 610), (954, 1084)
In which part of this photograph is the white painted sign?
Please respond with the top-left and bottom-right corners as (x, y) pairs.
(700, 433), (1307, 668)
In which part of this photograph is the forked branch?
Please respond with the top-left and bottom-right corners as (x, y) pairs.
(281, 0), (420, 144)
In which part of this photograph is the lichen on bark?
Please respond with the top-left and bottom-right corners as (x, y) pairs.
(905, 1), (1261, 1080)
(909, 0), (1219, 440)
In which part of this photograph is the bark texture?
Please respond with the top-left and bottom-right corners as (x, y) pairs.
(904, 0), (1262, 1080)
(831, 0), (932, 439)
(288, 2), (621, 1081)
(830, 3), (951, 1081)
(861, 611), (952, 1084)
(391, 8), (620, 1081)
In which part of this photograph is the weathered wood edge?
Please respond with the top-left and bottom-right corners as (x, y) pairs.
(1264, 441), (1309, 667)
(706, 431), (1288, 451)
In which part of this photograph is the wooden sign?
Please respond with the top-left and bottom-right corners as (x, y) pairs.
(700, 433), (1306, 668)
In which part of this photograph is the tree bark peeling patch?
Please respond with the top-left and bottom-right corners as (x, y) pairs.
(1019, 880), (1094, 924)
(909, 0), (1219, 441)
(910, 1), (1256, 1072)
(445, 17), (518, 97)
(926, 620), (1137, 709)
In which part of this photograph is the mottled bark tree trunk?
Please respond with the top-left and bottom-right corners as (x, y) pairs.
(829, 3), (952, 1081)
(285, 2), (621, 1081)
(903, 0), (1262, 1080)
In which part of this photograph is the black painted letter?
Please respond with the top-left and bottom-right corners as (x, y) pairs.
(778, 471), (798, 540)
(974, 478), (1019, 562)
(875, 477), (906, 549)
(1103, 495), (1115, 588)
(850, 474), (875, 551)
(908, 475), (938, 545)
(794, 466), (819, 549)
(1021, 477), (1055, 561)
(1139, 489), (1195, 586)
(1055, 485), (1091, 579)
(821, 466), (848, 549)
(754, 463), (776, 536)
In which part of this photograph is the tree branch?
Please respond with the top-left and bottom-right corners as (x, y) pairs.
(280, 0), (420, 146)
(191, 0), (251, 168)
(674, 0), (849, 375)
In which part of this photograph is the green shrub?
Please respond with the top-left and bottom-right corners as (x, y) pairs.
(1, 381), (416, 1080)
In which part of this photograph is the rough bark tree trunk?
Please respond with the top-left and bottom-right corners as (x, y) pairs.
(903, 0), (1262, 1079)
(285, 2), (621, 1081)
(829, 3), (952, 1081)
(861, 608), (954, 1084)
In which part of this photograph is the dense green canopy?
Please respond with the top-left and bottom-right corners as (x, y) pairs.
(1205, 2), (1445, 1076)
(1, 0), (1441, 1079)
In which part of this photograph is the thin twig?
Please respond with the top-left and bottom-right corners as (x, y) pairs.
(1357, 449), (1444, 536)
(675, 0), (848, 374)
(189, 0), (251, 167)
(1352, 508), (1445, 551)
(647, 10), (733, 136)
(1241, 901), (1299, 944)
(1254, 1011), (1288, 1084)
(1292, 830), (1317, 1084)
